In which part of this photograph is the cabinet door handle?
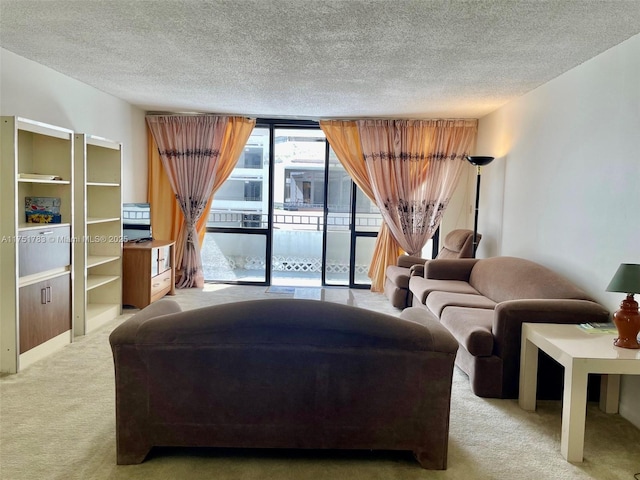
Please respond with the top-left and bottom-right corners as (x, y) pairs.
(41, 288), (47, 304)
(46, 286), (52, 303)
(39, 230), (54, 235)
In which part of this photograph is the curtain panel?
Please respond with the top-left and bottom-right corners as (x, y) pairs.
(148, 127), (182, 250)
(320, 119), (477, 292)
(319, 120), (400, 291)
(146, 115), (255, 288)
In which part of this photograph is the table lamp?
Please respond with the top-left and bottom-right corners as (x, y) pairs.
(605, 263), (640, 349)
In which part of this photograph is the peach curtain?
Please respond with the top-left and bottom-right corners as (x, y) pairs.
(146, 115), (255, 288)
(320, 119), (477, 292)
(148, 117), (255, 279)
(358, 119), (477, 255)
(148, 127), (182, 248)
(320, 120), (400, 292)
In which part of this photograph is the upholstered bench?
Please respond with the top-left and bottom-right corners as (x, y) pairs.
(109, 298), (458, 469)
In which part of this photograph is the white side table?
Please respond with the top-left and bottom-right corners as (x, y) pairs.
(519, 323), (640, 463)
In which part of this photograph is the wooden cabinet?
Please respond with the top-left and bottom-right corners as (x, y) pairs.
(0, 116), (74, 373)
(73, 134), (123, 335)
(122, 240), (175, 309)
(19, 274), (71, 353)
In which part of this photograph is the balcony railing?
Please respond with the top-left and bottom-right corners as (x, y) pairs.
(206, 211), (383, 230)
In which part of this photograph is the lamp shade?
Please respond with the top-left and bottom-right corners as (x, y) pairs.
(466, 156), (495, 166)
(606, 263), (640, 294)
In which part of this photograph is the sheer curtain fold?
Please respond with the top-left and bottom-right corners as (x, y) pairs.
(146, 115), (255, 288)
(319, 120), (403, 290)
(358, 119), (477, 257)
(194, 116), (256, 248)
(321, 118), (477, 292)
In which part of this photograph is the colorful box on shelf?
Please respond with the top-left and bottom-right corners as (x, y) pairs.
(25, 196), (61, 223)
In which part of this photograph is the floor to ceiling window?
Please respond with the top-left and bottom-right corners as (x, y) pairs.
(201, 126), (270, 283)
(201, 119), (435, 288)
(271, 127), (327, 286)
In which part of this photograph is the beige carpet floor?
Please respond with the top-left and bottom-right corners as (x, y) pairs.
(1, 284), (639, 480)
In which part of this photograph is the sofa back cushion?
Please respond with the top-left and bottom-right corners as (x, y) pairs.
(132, 298), (458, 354)
(468, 256), (594, 303)
(437, 229), (478, 259)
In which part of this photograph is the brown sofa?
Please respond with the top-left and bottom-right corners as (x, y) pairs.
(384, 229), (479, 309)
(109, 298), (459, 469)
(408, 256), (610, 398)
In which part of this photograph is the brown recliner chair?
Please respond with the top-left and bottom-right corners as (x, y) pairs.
(384, 229), (480, 309)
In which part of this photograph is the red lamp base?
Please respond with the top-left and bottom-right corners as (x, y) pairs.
(612, 294), (640, 349)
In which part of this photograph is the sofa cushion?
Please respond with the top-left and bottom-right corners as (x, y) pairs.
(426, 292), (497, 318)
(409, 276), (480, 305)
(468, 256), (595, 303)
(439, 307), (494, 357)
(384, 278), (410, 309)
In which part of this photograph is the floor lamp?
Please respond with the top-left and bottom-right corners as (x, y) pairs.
(466, 156), (495, 258)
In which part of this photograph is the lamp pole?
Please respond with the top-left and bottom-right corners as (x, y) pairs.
(466, 156), (495, 258)
(472, 165), (482, 257)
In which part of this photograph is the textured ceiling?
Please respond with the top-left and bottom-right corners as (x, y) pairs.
(1, 0), (639, 119)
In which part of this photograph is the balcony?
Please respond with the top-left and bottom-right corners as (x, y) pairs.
(201, 210), (383, 285)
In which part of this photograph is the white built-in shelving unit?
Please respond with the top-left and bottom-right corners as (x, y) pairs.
(0, 116), (74, 373)
(73, 134), (123, 336)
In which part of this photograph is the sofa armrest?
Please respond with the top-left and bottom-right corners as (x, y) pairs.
(409, 263), (425, 277)
(400, 307), (459, 354)
(492, 299), (610, 357)
(490, 298), (609, 398)
(424, 258), (479, 280)
(109, 298), (183, 464)
(109, 299), (183, 346)
(397, 254), (427, 269)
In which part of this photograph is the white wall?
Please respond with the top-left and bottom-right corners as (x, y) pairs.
(0, 48), (148, 202)
(440, 165), (474, 236)
(475, 34), (640, 427)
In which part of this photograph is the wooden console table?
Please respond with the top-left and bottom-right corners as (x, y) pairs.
(122, 240), (175, 309)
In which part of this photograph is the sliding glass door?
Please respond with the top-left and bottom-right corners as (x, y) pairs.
(201, 127), (270, 283)
(324, 146), (352, 286)
(271, 127), (326, 286)
(201, 120), (383, 288)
